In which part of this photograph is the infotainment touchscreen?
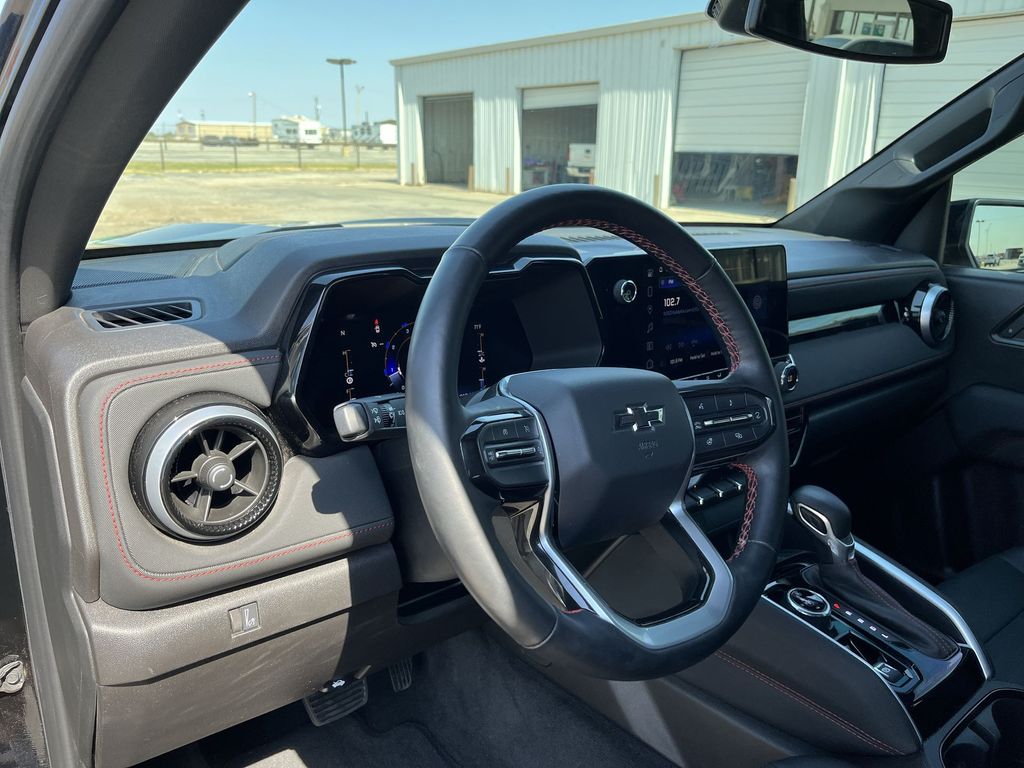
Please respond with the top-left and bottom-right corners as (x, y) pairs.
(590, 245), (788, 380)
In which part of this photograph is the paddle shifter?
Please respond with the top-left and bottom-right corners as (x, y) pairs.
(791, 485), (958, 660)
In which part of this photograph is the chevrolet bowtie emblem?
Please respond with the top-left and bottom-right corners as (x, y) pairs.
(614, 403), (664, 432)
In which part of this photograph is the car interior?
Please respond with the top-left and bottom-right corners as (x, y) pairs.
(4, 0), (1024, 767)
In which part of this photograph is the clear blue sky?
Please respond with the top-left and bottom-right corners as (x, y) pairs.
(155, 0), (706, 131)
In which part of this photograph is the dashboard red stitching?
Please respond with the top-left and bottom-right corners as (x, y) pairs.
(728, 463), (757, 561)
(97, 355), (394, 582)
(552, 219), (740, 373)
(715, 651), (901, 755)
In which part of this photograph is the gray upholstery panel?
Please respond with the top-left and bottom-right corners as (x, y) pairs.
(81, 543), (401, 686)
(94, 612), (354, 768)
(77, 352), (394, 609)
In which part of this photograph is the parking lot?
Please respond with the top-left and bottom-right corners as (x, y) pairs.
(91, 140), (776, 242)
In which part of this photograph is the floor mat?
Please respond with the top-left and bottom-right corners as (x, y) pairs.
(139, 630), (674, 768)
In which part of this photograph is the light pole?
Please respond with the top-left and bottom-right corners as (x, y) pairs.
(354, 84), (364, 168)
(326, 57), (357, 166)
(247, 91), (257, 140)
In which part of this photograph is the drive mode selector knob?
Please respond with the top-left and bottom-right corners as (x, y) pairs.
(786, 587), (831, 618)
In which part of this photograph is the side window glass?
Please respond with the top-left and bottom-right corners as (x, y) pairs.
(950, 135), (1024, 271)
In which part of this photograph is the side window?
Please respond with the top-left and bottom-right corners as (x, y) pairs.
(949, 135), (1024, 271)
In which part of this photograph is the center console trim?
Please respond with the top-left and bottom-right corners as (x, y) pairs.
(758, 594), (923, 746)
(855, 540), (992, 680)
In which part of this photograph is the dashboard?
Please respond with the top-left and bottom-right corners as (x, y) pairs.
(285, 246), (790, 451)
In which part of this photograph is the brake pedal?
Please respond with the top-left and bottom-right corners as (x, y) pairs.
(303, 676), (368, 726)
(388, 658), (413, 692)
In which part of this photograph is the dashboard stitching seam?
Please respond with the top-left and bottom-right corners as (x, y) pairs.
(99, 355), (394, 582)
(551, 219), (741, 373)
(728, 462), (757, 560)
(714, 651), (902, 755)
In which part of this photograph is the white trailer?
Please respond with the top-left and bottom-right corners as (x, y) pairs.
(272, 116), (323, 147)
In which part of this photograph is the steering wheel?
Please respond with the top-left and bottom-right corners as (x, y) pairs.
(406, 185), (788, 680)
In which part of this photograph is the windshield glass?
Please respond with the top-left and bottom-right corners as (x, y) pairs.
(90, 0), (1024, 247)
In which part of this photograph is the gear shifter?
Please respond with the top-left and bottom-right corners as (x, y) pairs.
(791, 485), (855, 564)
(791, 485), (958, 660)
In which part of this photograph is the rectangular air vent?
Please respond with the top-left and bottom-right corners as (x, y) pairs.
(89, 300), (197, 330)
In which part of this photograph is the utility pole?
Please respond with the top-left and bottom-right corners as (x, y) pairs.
(326, 58), (356, 163)
(314, 96), (321, 122)
(248, 91), (257, 140)
(355, 85), (364, 168)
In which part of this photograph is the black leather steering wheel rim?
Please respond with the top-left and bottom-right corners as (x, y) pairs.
(406, 184), (788, 680)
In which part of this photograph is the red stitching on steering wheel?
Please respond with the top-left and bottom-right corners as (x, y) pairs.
(552, 219), (741, 373)
(728, 463), (758, 561)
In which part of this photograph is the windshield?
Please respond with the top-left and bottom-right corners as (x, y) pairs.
(90, 0), (1024, 248)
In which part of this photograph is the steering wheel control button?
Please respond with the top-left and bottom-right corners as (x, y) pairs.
(482, 420), (519, 443)
(685, 395), (718, 418)
(715, 393), (746, 411)
(723, 427), (755, 447)
(786, 587), (831, 618)
(697, 431), (726, 452)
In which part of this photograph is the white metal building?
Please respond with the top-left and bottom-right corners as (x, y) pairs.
(392, 1), (1024, 214)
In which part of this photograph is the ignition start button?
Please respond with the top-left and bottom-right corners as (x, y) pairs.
(786, 587), (831, 618)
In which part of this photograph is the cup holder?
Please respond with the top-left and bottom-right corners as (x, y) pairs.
(943, 690), (1024, 768)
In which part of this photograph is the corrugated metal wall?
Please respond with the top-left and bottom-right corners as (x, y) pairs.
(675, 42), (810, 155)
(394, 2), (1024, 210)
(394, 16), (740, 204)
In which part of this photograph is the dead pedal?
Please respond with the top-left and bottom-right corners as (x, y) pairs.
(303, 677), (368, 726)
(388, 658), (413, 692)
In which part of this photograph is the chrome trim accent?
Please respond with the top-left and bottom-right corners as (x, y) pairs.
(855, 540), (992, 680)
(143, 405), (277, 541)
(795, 502), (855, 563)
(917, 284), (952, 346)
(786, 587), (832, 618)
(498, 375), (736, 650)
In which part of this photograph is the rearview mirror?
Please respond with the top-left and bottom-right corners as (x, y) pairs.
(707, 0), (952, 64)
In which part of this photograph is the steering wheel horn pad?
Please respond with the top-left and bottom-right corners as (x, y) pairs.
(406, 184), (788, 680)
(504, 367), (693, 551)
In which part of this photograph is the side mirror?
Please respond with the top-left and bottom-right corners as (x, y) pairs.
(707, 0), (952, 64)
(946, 199), (1024, 271)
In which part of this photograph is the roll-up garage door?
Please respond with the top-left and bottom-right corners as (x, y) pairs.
(522, 83), (600, 111)
(875, 15), (1024, 150)
(423, 94), (473, 184)
(674, 42), (810, 155)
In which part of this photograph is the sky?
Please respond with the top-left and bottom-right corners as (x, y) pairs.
(155, 0), (706, 132)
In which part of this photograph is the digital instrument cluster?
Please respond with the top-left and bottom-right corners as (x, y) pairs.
(286, 248), (788, 451)
(311, 272), (531, 399)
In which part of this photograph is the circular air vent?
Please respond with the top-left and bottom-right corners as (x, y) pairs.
(130, 393), (283, 542)
(909, 283), (955, 347)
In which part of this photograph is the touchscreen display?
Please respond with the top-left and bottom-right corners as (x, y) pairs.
(592, 246), (788, 379)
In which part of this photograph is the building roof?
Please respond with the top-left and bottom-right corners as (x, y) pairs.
(177, 119), (273, 127)
(390, 11), (706, 66)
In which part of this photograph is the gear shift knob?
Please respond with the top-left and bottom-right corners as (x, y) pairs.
(791, 485), (855, 563)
